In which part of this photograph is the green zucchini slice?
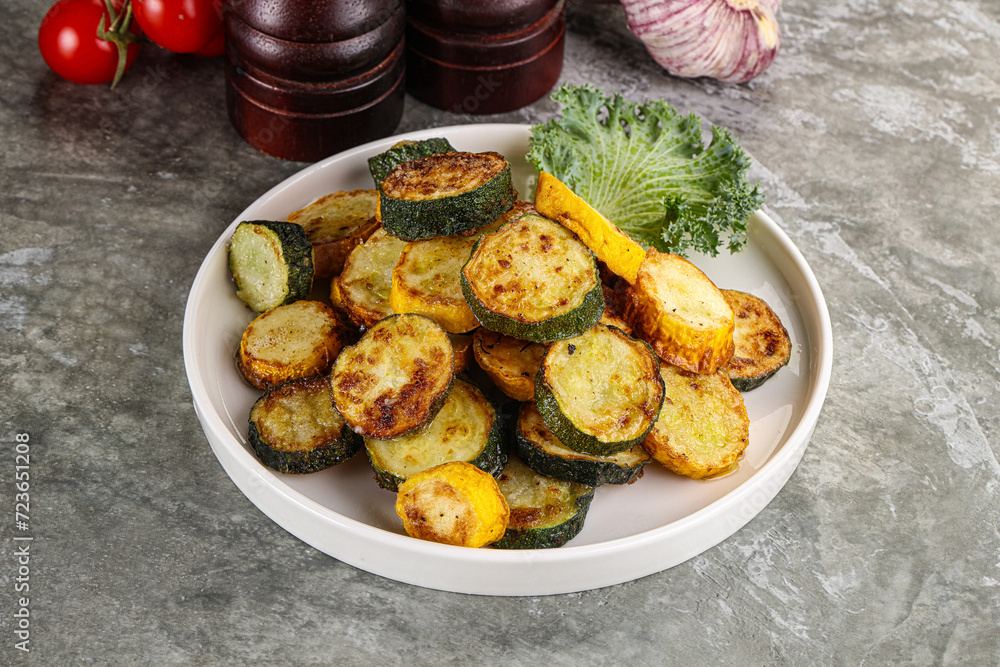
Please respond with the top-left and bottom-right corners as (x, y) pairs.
(461, 213), (604, 343)
(721, 289), (792, 391)
(535, 324), (665, 456)
(378, 151), (516, 240)
(248, 376), (362, 474)
(492, 456), (595, 550)
(367, 137), (456, 186)
(364, 378), (508, 491)
(329, 313), (455, 440)
(516, 402), (649, 486)
(228, 220), (315, 313)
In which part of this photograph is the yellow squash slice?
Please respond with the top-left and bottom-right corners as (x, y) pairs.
(395, 461), (510, 548)
(621, 250), (735, 374)
(533, 171), (646, 285)
(642, 364), (749, 479)
(390, 233), (480, 333)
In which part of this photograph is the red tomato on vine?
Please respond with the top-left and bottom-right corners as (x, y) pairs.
(132, 0), (223, 54)
(38, 0), (142, 86)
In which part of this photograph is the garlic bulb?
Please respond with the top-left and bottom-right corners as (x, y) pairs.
(621, 0), (781, 84)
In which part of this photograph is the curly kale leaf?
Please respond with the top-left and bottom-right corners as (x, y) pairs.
(528, 84), (762, 257)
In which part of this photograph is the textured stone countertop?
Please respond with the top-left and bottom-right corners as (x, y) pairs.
(2, 0), (998, 663)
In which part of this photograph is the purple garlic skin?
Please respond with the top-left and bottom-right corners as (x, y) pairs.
(622, 0), (781, 84)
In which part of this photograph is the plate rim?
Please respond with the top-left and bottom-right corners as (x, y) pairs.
(183, 123), (833, 595)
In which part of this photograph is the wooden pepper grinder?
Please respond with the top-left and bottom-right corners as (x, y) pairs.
(406, 0), (566, 114)
(223, 0), (406, 162)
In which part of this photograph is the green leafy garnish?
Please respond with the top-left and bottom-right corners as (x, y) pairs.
(527, 84), (763, 257)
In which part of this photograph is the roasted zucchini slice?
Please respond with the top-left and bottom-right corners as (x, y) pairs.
(461, 213), (604, 343)
(492, 456), (595, 550)
(248, 376), (362, 474)
(471, 328), (546, 402)
(238, 300), (352, 390)
(333, 227), (408, 328)
(378, 151), (516, 240)
(228, 220), (314, 313)
(535, 324), (664, 456)
(516, 402), (648, 486)
(721, 289), (792, 391)
(368, 137), (456, 186)
(642, 364), (750, 479)
(390, 233), (480, 333)
(534, 171), (646, 285)
(329, 313), (455, 439)
(365, 378), (508, 491)
(395, 461), (510, 548)
(621, 249), (735, 374)
(286, 189), (380, 279)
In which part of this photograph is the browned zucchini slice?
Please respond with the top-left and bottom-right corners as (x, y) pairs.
(364, 378), (508, 491)
(248, 376), (362, 474)
(286, 189), (380, 278)
(238, 300), (352, 390)
(493, 456), (595, 550)
(390, 233), (480, 333)
(329, 314), (455, 439)
(516, 402), (648, 486)
(471, 328), (547, 402)
(378, 151), (516, 240)
(721, 289), (792, 391)
(535, 324), (664, 456)
(461, 213), (604, 342)
(642, 364), (750, 479)
(621, 250), (735, 374)
(333, 227), (408, 328)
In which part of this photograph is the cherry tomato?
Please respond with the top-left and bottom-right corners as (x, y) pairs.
(132, 0), (222, 54)
(192, 23), (225, 58)
(38, 0), (142, 86)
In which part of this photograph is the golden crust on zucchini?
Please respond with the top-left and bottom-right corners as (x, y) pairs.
(395, 461), (510, 548)
(334, 227), (408, 328)
(238, 300), (352, 390)
(533, 171), (646, 285)
(622, 250), (735, 374)
(286, 189), (379, 278)
(721, 289), (792, 391)
(329, 314), (454, 439)
(472, 328), (546, 402)
(642, 364), (749, 479)
(381, 151), (507, 202)
(390, 234), (480, 333)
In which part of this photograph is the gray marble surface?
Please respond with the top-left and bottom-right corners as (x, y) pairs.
(2, 0), (999, 663)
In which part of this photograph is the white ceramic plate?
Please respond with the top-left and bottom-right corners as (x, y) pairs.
(183, 123), (832, 596)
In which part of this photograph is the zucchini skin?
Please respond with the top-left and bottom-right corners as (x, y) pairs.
(515, 403), (649, 487)
(460, 214), (605, 343)
(247, 377), (363, 474)
(378, 152), (516, 240)
(228, 220), (315, 313)
(492, 457), (595, 550)
(463, 273), (604, 344)
(367, 137), (456, 185)
(534, 327), (665, 457)
(721, 289), (792, 391)
(365, 379), (510, 491)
